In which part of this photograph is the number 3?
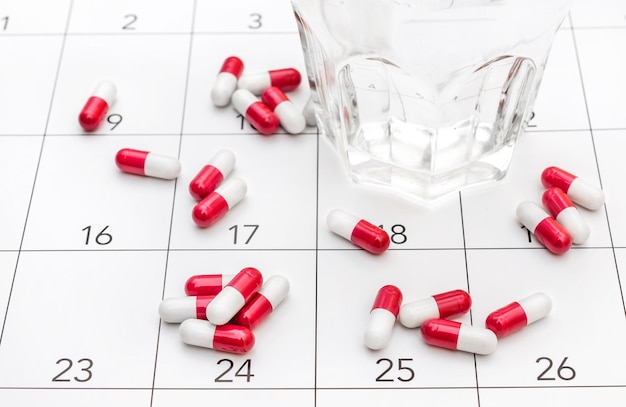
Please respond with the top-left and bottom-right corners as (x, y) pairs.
(248, 13), (262, 29)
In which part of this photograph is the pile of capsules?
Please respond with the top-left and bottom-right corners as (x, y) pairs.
(364, 286), (552, 355)
(516, 166), (605, 255)
(158, 267), (290, 354)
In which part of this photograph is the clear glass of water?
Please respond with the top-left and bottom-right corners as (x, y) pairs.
(291, 0), (573, 202)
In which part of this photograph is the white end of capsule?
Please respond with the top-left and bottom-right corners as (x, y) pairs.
(399, 297), (439, 328)
(144, 153), (182, 180)
(158, 297), (197, 323)
(179, 318), (216, 348)
(327, 209), (357, 241)
(364, 308), (396, 350)
(232, 89), (259, 115)
(274, 102), (306, 134)
(568, 178), (605, 210)
(518, 292), (552, 325)
(556, 206), (590, 244)
(516, 201), (547, 231)
(206, 285), (246, 325)
(211, 73), (238, 107)
(238, 73), (271, 95)
(303, 97), (317, 127)
(260, 275), (290, 308)
(92, 80), (117, 105)
(216, 177), (247, 209)
(456, 325), (498, 355)
(210, 149), (236, 177)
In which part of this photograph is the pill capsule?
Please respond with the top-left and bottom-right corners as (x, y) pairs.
(541, 166), (605, 210)
(158, 295), (215, 323)
(179, 319), (255, 354)
(189, 149), (236, 201)
(303, 96), (317, 127)
(421, 319), (497, 355)
(232, 89), (280, 135)
(115, 148), (181, 180)
(206, 267), (263, 326)
(185, 274), (235, 296)
(261, 86), (306, 134)
(238, 68), (302, 95)
(79, 80), (117, 131)
(233, 275), (290, 330)
(516, 201), (572, 255)
(542, 187), (590, 244)
(485, 292), (552, 338)
(399, 289), (471, 329)
(364, 285), (402, 350)
(192, 177), (247, 228)
(211, 56), (244, 107)
(326, 209), (390, 254)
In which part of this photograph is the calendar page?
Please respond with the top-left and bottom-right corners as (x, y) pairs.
(1, 1), (626, 406)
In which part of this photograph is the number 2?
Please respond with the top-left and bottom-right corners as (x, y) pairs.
(122, 14), (137, 30)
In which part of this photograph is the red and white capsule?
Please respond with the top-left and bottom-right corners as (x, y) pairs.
(238, 68), (302, 95)
(541, 166), (605, 210)
(485, 292), (552, 338)
(205, 267), (263, 326)
(232, 89), (279, 135)
(185, 274), (235, 296)
(542, 187), (590, 244)
(261, 86), (306, 134)
(189, 149), (236, 201)
(399, 289), (472, 329)
(364, 285), (402, 350)
(233, 275), (290, 330)
(158, 295), (215, 323)
(516, 201), (572, 255)
(115, 148), (181, 180)
(179, 319), (255, 354)
(192, 177), (247, 228)
(79, 80), (117, 131)
(211, 56), (244, 107)
(421, 319), (498, 355)
(326, 209), (390, 254)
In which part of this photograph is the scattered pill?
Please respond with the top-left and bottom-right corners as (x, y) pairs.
(158, 295), (215, 323)
(399, 289), (471, 329)
(303, 96), (317, 127)
(485, 292), (552, 338)
(421, 319), (497, 355)
(79, 80), (117, 131)
(211, 56), (244, 107)
(179, 319), (255, 354)
(185, 274), (235, 296)
(115, 148), (181, 180)
(261, 86), (306, 134)
(541, 166), (605, 210)
(516, 201), (572, 255)
(232, 89), (280, 135)
(238, 68), (301, 95)
(364, 285), (402, 350)
(233, 275), (290, 330)
(206, 267), (263, 326)
(542, 187), (590, 244)
(326, 209), (390, 254)
(192, 177), (247, 228)
(189, 149), (236, 201)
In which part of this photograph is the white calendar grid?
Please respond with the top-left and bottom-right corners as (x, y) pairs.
(0, 0), (625, 406)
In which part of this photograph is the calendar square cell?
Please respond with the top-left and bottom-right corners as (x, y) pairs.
(0, 389), (151, 407)
(21, 135), (178, 251)
(68, 0), (194, 34)
(480, 387), (626, 407)
(0, 37), (63, 135)
(574, 28), (626, 129)
(154, 250), (316, 389)
(169, 134), (317, 250)
(469, 249), (626, 387)
(0, 251), (166, 388)
(0, 252), (18, 335)
(462, 130), (611, 250)
(0, 1), (70, 34)
(182, 33), (309, 135)
(316, 250), (476, 389)
(317, 138), (465, 251)
(193, 0), (298, 34)
(0, 136), (42, 250)
(593, 130), (626, 247)
(526, 29), (588, 131)
(152, 389), (314, 406)
(317, 389), (478, 406)
(46, 35), (190, 135)
(570, 0), (626, 28)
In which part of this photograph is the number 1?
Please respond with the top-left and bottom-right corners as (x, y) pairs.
(1, 16), (8, 31)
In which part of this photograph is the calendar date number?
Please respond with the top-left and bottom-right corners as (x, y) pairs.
(52, 358), (93, 383)
(536, 356), (576, 381)
(375, 358), (415, 382)
(215, 358), (254, 382)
